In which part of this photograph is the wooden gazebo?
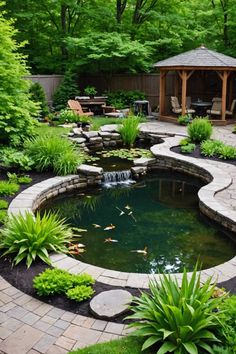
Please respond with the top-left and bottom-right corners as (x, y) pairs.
(154, 46), (236, 124)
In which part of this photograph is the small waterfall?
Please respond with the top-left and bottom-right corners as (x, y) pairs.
(103, 170), (135, 187)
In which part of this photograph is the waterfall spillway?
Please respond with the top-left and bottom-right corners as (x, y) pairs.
(103, 170), (135, 187)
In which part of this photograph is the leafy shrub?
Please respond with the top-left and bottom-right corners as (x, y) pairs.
(0, 14), (38, 146)
(119, 115), (140, 147)
(33, 268), (94, 296)
(53, 71), (80, 111)
(201, 140), (224, 157)
(0, 199), (8, 209)
(25, 135), (81, 175)
(187, 117), (213, 143)
(179, 137), (191, 146)
(0, 181), (19, 196)
(0, 212), (72, 268)
(59, 109), (78, 124)
(180, 143), (196, 153)
(66, 285), (94, 302)
(0, 210), (7, 224)
(127, 266), (223, 354)
(106, 90), (145, 109)
(29, 82), (49, 118)
(218, 145), (236, 160)
(216, 295), (236, 352)
(178, 115), (192, 126)
(7, 172), (32, 185)
(84, 86), (97, 97)
(1, 148), (34, 171)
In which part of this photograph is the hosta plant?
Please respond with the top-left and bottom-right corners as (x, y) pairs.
(0, 180), (19, 196)
(0, 212), (73, 267)
(127, 266), (224, 354)
(180, 143), (196, 154)
(200, 140), (224, 157)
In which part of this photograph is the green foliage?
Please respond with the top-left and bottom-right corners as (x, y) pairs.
(33, 268), (94, 296)
(0, 210), (7, 224)
(25, 135), (81, 175)
(0, 13), (38, 146)
(217, 295), (236, 352)
(0, 200), (8, 209)
(29, 82), (49, 118)
(67, 32), (153, 74)
(0, 212), (73, 268)
(84, 86), (97, 97)
(53, 71), (80, 111)
(119, 116), (140, 147)
(0, 181), (19, 196)
(200, 140), (224, 157)
(180, 143), (196, 153)
(178, 115), (192, 126)
(187, 118), (213, 143)
(1, 148), (34, 171)
(218, 145), (236, 160)
(106, 90), (146, 109)
(91, 117), (124, 131)
(59, 109), (78, 124)
(179, 138), (191, 146)
(200, 140), (236, 160)
(7, 172), (32, 185)
(127, 266), (223, 354)
(66, 285), (94, 302)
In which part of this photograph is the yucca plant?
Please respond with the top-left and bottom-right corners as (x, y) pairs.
(0, 212), (73, 267)
(24, 134), (81, 175)
(119, 115), (140, 147)
(127, 266), (224, 354)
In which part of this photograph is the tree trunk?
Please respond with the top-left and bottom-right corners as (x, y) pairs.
(116, 0), (127, 24)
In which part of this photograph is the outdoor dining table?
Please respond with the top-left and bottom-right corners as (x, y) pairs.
(191, 101), (212, 116)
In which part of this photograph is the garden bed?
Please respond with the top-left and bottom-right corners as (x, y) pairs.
(171, 145), (236, 166)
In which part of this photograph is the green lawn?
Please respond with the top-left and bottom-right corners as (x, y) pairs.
(69, 336), (153, 354)
(35, 123), (71, 137)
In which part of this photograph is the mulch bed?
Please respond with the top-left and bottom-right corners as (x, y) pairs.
(1, 166), (236, 325)
(171, 145), (236, 166)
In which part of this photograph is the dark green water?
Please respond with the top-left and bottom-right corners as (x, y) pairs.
(40, 171), (236, 273)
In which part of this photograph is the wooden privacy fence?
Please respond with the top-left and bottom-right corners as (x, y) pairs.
(25, 73), (178, 110)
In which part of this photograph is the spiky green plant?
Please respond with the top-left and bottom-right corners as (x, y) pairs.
(127, 267), (224, 354)
(119, 115), (140, 147)
(24, 134), (81, 175)
(0, 212), (72, 267)
(187, 118), (213, 143)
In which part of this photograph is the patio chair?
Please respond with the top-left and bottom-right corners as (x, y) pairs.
(226, 99), (236, 118)
(68, 100), (94, 116)
(171, 96), (195, 114)
(206, 97), (222, 117)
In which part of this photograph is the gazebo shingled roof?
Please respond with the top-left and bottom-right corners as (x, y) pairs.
(154, 46), (236, 69)
(154, 46), (236, 123)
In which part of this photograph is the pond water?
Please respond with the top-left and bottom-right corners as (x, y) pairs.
(40, 171), (236, 273)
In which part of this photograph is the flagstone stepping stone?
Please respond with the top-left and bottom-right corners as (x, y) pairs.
(89, 290), (132, 320)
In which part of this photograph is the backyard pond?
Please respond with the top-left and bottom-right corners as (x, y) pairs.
(40, 170), (236, 273)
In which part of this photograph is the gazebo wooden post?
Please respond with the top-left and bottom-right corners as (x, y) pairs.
(221, 71), (228, 121)
(181, 70), (187, 115)
(159, 69), (167, 116)
(229, 73), (233, 106)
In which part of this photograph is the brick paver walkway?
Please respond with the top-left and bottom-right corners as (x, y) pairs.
(0, 121), (236, 354)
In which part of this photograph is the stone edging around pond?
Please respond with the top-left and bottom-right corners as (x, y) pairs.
(7, 135), (236, 289)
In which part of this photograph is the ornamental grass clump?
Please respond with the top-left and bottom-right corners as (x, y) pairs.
(24, 134), (81, 175)
(119, 115), (140, 147)
(127, 266), (224, 354)
(187, 117), (213, 143)
(0, 212), (73, 268)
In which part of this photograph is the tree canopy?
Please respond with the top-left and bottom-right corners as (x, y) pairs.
(3, 0), (236, 74)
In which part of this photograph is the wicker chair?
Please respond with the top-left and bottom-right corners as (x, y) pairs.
(206, 97), (222, 117)
(226, 99), (236, 117)
(171, 96), (195, 114)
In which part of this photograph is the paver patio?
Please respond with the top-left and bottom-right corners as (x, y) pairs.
(1, 121), (236, 354)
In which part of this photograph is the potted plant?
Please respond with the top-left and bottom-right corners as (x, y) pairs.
(84, 86), (97, 99)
